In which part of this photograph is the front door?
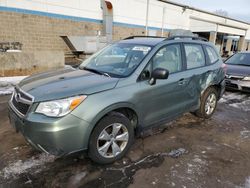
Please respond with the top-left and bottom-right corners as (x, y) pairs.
(137, 44), (190, 127)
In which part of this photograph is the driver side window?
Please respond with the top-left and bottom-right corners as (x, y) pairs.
(152, 44), (182, 73)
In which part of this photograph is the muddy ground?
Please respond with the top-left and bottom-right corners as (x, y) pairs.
(0, 91), (250, 188)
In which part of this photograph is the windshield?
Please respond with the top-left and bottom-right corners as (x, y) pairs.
(225, 53), (250, 66)
(79, 43), (152, 77)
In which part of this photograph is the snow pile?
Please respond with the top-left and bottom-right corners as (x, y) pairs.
(223, 92), (247, 100)
(229, 99), (250, 112)
(240, 130), (250, 139)
(245, 177), (250, 188)
(0, 76), (27, 95)
(0, 153), (55, 179)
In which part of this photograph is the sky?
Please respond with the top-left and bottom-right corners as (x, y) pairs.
(171, 0), (250, 23)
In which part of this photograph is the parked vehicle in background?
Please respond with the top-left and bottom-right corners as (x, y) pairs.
(224, 52), (250, 92)
(8, 36), (225, 164)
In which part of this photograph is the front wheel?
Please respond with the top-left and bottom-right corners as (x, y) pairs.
(88, 113), (134, 164)
(194, 87), (218, 119)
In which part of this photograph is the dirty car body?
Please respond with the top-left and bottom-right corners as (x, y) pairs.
(8, 36), (225, 163)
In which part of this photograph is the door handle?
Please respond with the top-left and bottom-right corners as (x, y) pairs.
(178, 78), (187, 85)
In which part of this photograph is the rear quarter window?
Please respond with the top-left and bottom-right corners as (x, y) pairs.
(184, 44), (205, 69)
(205, 46), (219, 64)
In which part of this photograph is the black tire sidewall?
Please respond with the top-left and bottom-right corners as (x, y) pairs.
(88, 114), (134, 164)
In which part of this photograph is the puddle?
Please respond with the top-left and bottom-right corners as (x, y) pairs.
(84, 149), (187, 188)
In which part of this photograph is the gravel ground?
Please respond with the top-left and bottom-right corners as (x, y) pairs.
(0, 91), (250, 188)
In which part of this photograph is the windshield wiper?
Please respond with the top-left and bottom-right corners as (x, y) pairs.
(83, 67), (103, 75)
(83, 67), (111, 77)
(235, 63), (250, 66)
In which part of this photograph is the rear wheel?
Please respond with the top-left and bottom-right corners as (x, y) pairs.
(88, 113), (134, 164)
(194, 87), (218, 119)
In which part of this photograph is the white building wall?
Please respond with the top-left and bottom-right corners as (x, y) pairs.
(1, 0), (250, 38)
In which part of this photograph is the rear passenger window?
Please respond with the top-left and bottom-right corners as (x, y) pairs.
(205, 46), (219, 64)
(184, 44), (205, 69)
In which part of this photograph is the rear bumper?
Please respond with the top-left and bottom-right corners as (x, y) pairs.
(8, 104), (92, 156)
(225, 79), (250, 93)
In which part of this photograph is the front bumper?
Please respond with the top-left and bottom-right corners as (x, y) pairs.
(225, 79), (250, 93)
(8, 104), (92, 156)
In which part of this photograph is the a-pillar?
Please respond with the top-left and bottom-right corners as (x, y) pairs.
(209, 31), (217, 44)
(225, 38), (232, 53)
(238, 36), (246, 51)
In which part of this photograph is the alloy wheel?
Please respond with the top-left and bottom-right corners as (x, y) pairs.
(205, 93), (217, 115)
(97, 123), (129, 158)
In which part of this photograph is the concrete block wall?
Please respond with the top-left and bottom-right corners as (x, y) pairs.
(0, 11), (102, 52)
(0, 11), (96, 76)
(0, 10), (169, 76)
(0, 51), (64, 76)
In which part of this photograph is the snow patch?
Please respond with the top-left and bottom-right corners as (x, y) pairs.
(186, 155), (207, 176)
(222, 93), (246, 100)
(229, 100), (250, 112)
(245, 177), (250, 188)
(0, 153), (55, 179)
(0, 76), (27, 84)
(240, 130), (250, 139)
(68, 171), (87, 187)
(218, 97), (227, 103)
(168, 148), (187, 158)
(0, 76), (27, 95)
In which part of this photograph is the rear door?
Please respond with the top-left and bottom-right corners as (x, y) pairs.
(181, 43), (208, 108)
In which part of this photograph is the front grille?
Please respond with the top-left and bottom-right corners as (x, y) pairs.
(11, 88), (33, 116)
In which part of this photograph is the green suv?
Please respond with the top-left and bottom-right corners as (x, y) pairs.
(8, 36), (225, 164)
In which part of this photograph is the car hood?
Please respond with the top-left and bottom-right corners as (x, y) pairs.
(18, 67), (119, 102)
(226, 64), (250, 76)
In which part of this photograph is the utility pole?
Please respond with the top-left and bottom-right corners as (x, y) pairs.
(161, 7), (166, 37)
(145, 0), (149, 36)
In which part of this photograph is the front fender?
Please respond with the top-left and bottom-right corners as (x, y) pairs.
(71, 101), (139, 149)
(89, 102), (139, 128)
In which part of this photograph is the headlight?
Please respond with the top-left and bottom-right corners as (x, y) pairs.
(35, 95), (87, 117)
(243, 76), (250, 81)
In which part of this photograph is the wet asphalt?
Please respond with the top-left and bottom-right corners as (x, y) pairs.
(0, 91), (250, 188)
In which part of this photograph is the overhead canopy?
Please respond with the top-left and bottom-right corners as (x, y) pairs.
(190, 18), (246, 36)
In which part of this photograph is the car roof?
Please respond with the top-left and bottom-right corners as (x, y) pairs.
(238, 51), (250, 54)
(118, 38), (165, 47)
(118, 36), (211, 47)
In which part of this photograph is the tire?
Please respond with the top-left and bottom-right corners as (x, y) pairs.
(88, 113), (134, 164)
(194, 87), (218, 119)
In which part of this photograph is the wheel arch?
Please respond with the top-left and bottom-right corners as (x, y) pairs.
(201, 81), (224, 99)
(88, 102), (139, 135)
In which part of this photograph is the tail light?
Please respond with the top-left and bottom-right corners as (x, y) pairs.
(221, 63), (227, 74)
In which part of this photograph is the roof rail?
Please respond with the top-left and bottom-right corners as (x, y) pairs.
(165, 35), (208, 42)
(124, 35), (166, 40)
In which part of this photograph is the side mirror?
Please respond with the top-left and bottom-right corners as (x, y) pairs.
(149, 68), (169, 85)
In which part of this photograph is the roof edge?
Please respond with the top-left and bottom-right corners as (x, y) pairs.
(158, 0), (250, 25)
